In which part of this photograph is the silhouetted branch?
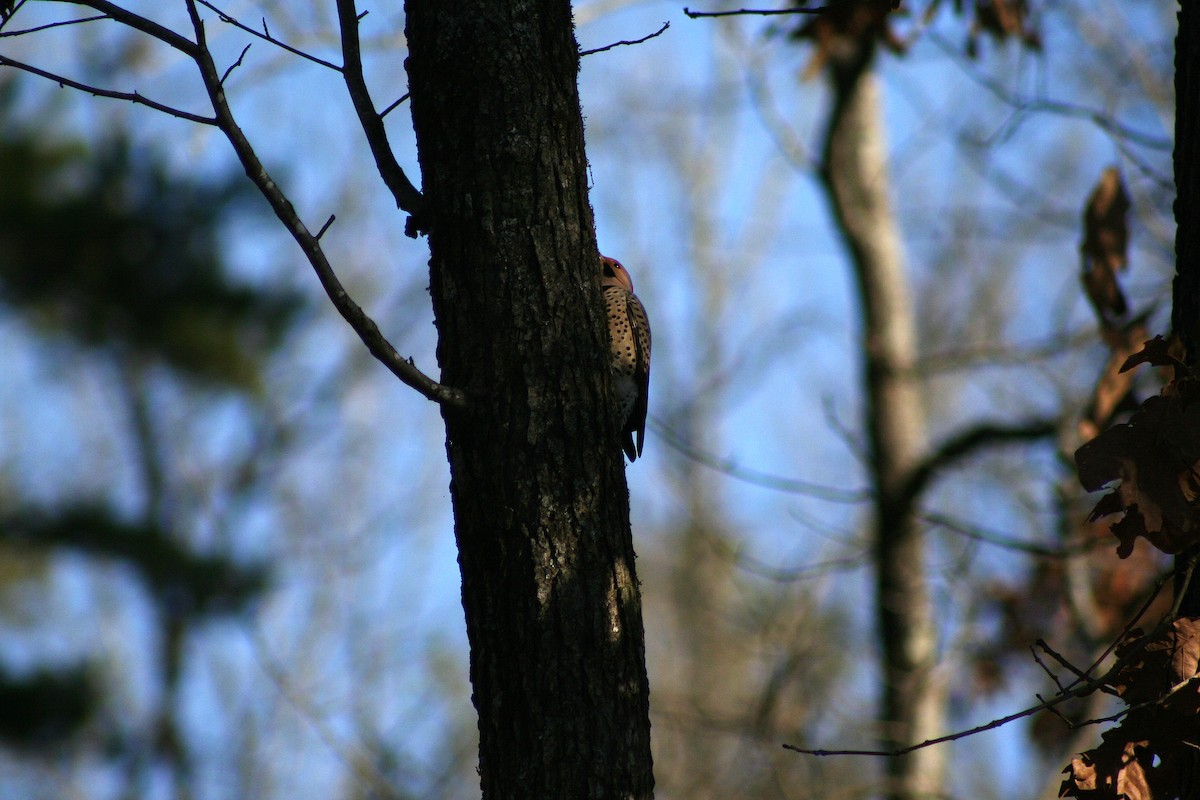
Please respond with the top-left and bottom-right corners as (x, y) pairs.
(380, 91), (409, 118)
(785, 597), (1178, 758)
(580, 21), (669, 56)
(220, 42), (251, 84)
(0, 53), (216, 124)
(0, 12), (104, 36)
(335, 0), (426, 235)
(684, 6), (828, 18)
(196, 0), (343, 72)
(1, 0), (459, 406)
(185, 0), (463, 406)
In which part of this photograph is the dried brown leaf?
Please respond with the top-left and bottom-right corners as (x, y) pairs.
(1080, 167), (1131, 323)
(1120, 334), (1189, 376)
(1109, 619), (1200, 722)
(1075, 394), (1200, 557)
(1059, 737), (1153, 799)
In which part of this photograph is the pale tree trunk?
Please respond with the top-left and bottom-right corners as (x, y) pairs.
(818, 45), (946, 800)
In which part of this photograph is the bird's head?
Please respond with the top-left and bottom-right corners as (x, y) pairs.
(600, 255), (634, 292)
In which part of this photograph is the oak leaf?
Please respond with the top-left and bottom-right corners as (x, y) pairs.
(1075, 393), (1200, 557)
(1059, 737), (1152, 800)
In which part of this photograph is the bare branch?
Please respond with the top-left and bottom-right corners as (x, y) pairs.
(683, 6), (828, 18)
(335, 0), (426, 235)
(220, 42), (251, 84)
(0, 13), (105, 37)
(47, 0), (199, 57)
(784, 611), (1172, 758)
(650, 416), (871, 502)
(927, 29), (1172, 156)
(1031, 642), (1068, 692)
(0, 53), (216, 124)
(899, 418), (1059, 511)
(196, 0), (342, 73)
(580, 21), (669, 57)
(184, 0), (463, 407)
(785, 694), (1069, 757)
(315, 214), (336, 240)
(379, 91), (409, 119)
(0, 0), (24, 26)
(921, 511), (1092, 558)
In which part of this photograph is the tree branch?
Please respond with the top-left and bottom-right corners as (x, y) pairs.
(784, 581), (1179, 759)
(334, 0), (426, 235)
(0, 13), (105, 37)
(683, 6), (828, 18)
(920, 511), (1093, 558)
(927, 29), (1171, 155)
(0, 53), (216, 124)
(196, 0), (343, 73)
(898, 418), (1059, 512)
(650, 416), (871, 502)
(48, 0), (199, 57)
(579, 21), (669, 57)
(184, 0), (463, 407)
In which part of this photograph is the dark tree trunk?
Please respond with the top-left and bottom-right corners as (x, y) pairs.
(404, 2), (655, 798)
(1173, 1), (1200, 617)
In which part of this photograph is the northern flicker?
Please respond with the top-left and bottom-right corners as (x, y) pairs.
(600, 255), (651, 462)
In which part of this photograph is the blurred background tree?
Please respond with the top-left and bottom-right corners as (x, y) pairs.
(0, 1), (1178, 799)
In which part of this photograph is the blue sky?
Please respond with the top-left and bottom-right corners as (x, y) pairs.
(0, 1), (1178, 798)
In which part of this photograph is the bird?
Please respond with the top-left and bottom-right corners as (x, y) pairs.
(600, 255), (651, 462)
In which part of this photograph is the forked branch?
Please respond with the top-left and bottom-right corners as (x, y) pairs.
(334, 0), (426, 235)
(0, 0), (460, 406)
(183, 0), (461, 406)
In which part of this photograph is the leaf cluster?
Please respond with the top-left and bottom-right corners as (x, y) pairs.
(1060, 619), (1200, 799)
(1076, 338), (1200, 559)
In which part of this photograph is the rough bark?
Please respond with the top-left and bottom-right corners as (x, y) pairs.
(1173, 0), (1200, 617)
(817, 45), (946, 800)
(403, 2), (655, 798)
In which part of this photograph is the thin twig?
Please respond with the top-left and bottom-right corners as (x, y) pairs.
(1031, 644), (1066, 692)
(580, 21), (669, 57)
(1171, 551), (1200, 618)
(1035, 640), (1092, 683)
(220, 42), (251, 84)
(684, 6), (828, 18)
(184, 0), (463, 407)
(0, 13), (105, 37)
(315, 214), (336, 240)
(1076, 565), (1176, 681)
(787, 583), (1185, 759)
(922, 511), (1090, 558)
(0, 53), (215, 124)
(927, 29), (1171, 155)
(379, 92), (409, 119)
(196, 0), (343, 72)
(649, 416), (871, 503)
